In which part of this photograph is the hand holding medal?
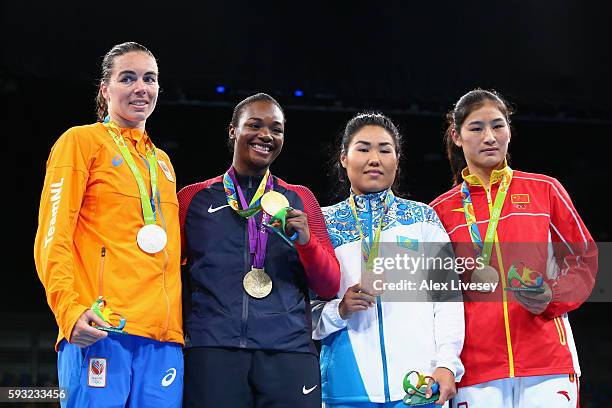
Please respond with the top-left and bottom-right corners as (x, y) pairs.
(260, 191), (308, 246)
(90, 297), (128, 334)
(402, 367), (456, 406)
(338, 283), (376, 320)
(503, 262), (551, 314)
(402, 371), (440, 406)
(505, 263), (545, 293)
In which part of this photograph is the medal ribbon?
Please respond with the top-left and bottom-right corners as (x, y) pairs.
(104, 121), (158, 225)
(224, 167), (273, 269)
(460, 168), (513, 265)
(348, 190), (395, 271)
(223, 168), (270, 218)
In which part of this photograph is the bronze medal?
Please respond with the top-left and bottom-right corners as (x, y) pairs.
(471, 265), (499, 292)
(243, 267), (273, 298)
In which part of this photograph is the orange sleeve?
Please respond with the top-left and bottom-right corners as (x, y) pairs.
(33, 128), (93, 342)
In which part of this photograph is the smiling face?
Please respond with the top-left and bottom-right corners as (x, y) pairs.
(100, 51), (159, 130)
(229, 100), (285, 176)
(453, 101), (511, 180)
(341, 125), (399, 195)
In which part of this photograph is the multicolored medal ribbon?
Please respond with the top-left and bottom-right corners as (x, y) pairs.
(348, 190), (395, 294)
(104, 119), (167, 254)
(460, 168), (513, 290)
(505, 262), (545, 293)
(223, 167), (270, 218)
(402, 370), (439, 406)
(224, 167), (275, 298)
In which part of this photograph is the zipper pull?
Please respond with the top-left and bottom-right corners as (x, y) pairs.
(486, 188), (492, 204)
(98, 246), (106, 299)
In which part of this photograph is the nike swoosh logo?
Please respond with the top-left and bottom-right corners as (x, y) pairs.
(302, 385), (317, 395)
(208, 204), (230, 213)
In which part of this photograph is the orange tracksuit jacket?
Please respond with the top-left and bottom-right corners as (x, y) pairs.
(34, 123), (183, 349)
(430, 167), (597, 387)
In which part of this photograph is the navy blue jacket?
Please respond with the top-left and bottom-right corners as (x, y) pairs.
(178, 173), (339, 354)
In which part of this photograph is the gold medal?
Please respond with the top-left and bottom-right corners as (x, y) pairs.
(471, 265), (499, 292)
(243, 268), (273, 298)
(261, 191), (289, 216)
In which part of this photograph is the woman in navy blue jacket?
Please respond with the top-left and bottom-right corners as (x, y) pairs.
(178, 93), (340, 408)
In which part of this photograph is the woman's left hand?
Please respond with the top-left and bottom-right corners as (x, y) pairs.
(427, 367), (456, 405)
(284, 208), (311, 245)
(514, 282), (552, 315)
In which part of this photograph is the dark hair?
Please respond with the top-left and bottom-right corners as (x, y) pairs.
(444, 89), (513, 185)
(95, 42), (156, 122)
(227, 93), (285, 151)
(331, 112), (403, 197)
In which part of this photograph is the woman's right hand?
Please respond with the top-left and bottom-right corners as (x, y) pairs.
(69, 310), (109, 348)
(339, 283), (376, 320)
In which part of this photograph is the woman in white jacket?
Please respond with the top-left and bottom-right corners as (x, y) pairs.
(313, 112), (465, 408)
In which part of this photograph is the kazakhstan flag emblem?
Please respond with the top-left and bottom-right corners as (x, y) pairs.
(397, 236), (419, 251)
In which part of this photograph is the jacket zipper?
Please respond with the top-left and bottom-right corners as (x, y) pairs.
(376, 298), (391, 402)
(477, 179), (515, 378)
(161, 248), (170, 340)
(240, 176), (254, 348)
(98, 247), (106, 299)
(367, 198), (391, 402)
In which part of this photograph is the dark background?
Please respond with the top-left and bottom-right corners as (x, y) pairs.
(1, 1), (611, 405)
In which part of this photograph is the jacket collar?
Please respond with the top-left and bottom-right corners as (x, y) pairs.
(461, 160), (511, 187)
(100, 121), (151, 156)
(350, 188), (391, 213)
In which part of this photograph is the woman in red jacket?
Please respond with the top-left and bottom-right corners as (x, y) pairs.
(430, 89), (597, 407)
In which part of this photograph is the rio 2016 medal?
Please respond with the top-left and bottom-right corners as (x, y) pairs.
(260, 191), (298, 242)
(261, 191), (289, 217)
(136, 224), (167, 254)
(243, 268), (273, 298)
(471, 265), (499, 292)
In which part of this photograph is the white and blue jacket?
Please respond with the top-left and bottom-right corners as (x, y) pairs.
(314, 190), (464, 404)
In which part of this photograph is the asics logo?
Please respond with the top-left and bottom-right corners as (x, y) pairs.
(302, 385), (317, 395)
(161, 368), (177, 387)
(112, 155), (124, 167)
(208, 204), (230, 213)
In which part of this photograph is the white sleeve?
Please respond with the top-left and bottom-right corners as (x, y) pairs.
(312, 299), (348, 340)
(433, 300), (465, 381)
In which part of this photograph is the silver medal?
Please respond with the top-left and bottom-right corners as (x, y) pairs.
(137, 224), (167, 254)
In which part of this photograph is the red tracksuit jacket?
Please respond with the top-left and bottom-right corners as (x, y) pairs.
(430, 166), (597, 387)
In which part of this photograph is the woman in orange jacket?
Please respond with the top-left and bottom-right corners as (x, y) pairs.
(34, 42), (183, 407)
